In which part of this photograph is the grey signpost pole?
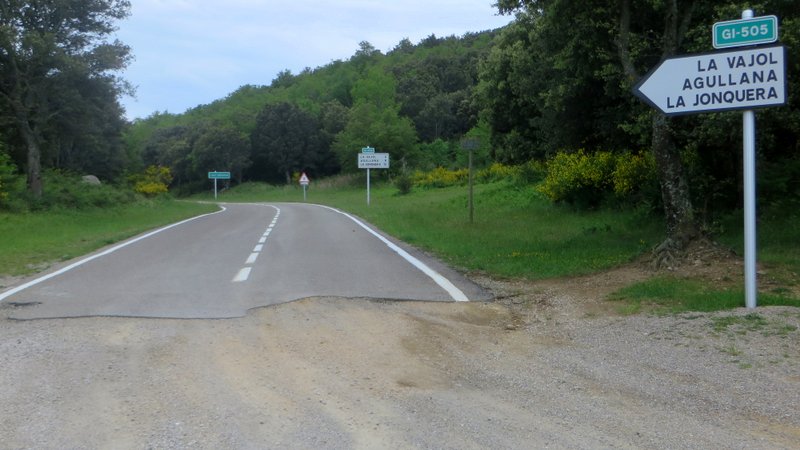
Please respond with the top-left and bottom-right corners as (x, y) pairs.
(358, 147), (387, 206)
(208, 171), (231, 201)
(461, 138), (479, 223)
(742, 9), (758, 309)
(299, 172), (309, 202)
(469, 149), (473, 223)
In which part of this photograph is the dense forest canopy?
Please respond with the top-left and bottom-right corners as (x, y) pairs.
(1, 1), (799, 246)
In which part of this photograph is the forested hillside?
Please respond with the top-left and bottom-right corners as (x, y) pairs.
(122, 33), (498, 192)
(2, 1), (799, 248)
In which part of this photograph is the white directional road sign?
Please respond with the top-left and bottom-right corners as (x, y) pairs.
(358, 153), (390, 169)
(633, 45), (786, 116)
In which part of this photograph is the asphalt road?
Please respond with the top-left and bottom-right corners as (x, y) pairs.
(1, 202), (488, 320)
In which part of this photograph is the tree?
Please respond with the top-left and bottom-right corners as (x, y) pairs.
(48, 66), (129, 180)
(250, 102), (325, 184)
(0, 0), (131, 197)
(394, 46), (482, 141)
(332, 67), (418, 172)
(190, 125), (251, 184)
(493, 0), (703, 252)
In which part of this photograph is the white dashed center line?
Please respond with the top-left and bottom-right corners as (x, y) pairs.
(232, 205), (280, 283)
(245, 253), (259, 265)
(232, 267), (251, 283)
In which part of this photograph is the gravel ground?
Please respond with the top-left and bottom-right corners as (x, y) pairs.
(1, 273), (798, 449)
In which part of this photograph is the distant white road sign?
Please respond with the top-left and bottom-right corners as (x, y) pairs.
(633, 45), (786, 116)
(299, 173), (310, 186)
(358, 153), (390, 169)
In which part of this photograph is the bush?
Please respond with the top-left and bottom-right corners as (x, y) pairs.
(43, 171), (135, 209)
(4, 170), (136, 211)
(539, 150), (656, 208)
(132, 166), (173, 197)
(514, 160), (547, 185)
(0, 151), (17, 207)
(613, 153), (654, 195)
(412, 167), (469, 188)
(394, 172), (413, 195)
(476, 162), (518, 182)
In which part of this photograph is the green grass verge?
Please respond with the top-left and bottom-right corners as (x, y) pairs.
(0, 200), (218, 277)
(202, 180), (664, 279)
(610, 276), (800, 314)
(716, 206), (800, 277)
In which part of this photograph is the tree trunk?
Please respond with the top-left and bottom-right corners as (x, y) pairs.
(650, 113), (698, 264)
(16, 114), (43, 198)
(618, 0), (699, 265)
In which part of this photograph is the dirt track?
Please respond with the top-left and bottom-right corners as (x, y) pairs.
(1, 273), (799, 449)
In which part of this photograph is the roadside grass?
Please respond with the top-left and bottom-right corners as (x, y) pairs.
(609, 276), (800, 315)
(717, 205), (800, 281)
(206, 180), (664, 279)
(610, 202), (800, 314)
(0, 200), (218, 277)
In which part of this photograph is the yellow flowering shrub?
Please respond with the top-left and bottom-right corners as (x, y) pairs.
(477, 162), (519, 182)
(412, 167), (469, 188)
(133, 165), (173, 197)
(613, 153), (655, 195)
(539, 150), (653, 206)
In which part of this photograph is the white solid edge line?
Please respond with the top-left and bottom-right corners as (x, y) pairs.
(232, 267), (251, 282)
(0, 205), (229, 303)
(314, 204), (469, 302)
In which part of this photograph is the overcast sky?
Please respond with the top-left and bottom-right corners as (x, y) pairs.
(114, 1), (514, 120)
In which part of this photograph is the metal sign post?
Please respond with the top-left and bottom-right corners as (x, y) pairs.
(357, 148), (390, 206)
(741, 9), (758, 309)
(633, 9), (785, 309)
(299, 172), (310, 201)
(208, 171), (231, 200)
(460, 138), (480, 223)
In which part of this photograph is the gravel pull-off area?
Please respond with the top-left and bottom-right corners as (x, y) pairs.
(1, 271), (799, 449)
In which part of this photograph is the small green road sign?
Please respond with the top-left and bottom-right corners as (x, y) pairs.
(361, 146), (375, 154)
(208, 171), (231, 179)
(713, 15), (778, 49)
